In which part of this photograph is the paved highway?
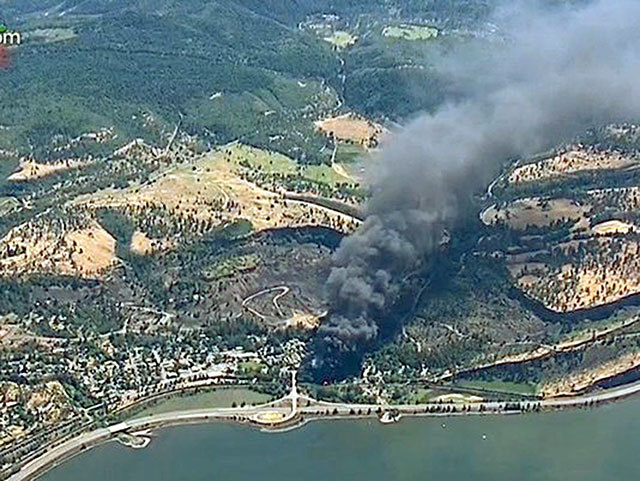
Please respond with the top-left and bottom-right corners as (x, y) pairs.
(9, 378), (640, 481)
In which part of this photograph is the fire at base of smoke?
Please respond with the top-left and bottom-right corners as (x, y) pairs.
(314, 0), (640, 378)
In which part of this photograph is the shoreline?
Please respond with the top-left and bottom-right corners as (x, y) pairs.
(7, 378), (640, 481)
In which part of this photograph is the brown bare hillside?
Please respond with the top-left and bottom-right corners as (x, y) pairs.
(0, 218), (116, 278)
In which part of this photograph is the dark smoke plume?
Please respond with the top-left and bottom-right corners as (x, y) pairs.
(318, 0), (640, 366)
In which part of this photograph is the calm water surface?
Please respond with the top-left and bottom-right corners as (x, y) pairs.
(43, 398), (640, 481)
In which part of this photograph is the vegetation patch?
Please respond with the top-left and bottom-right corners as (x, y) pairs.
(509, 238), (640, 312)
(127, 388), (272, 420)
(315, 114), (386, 149)
(540, 350), (640, 398)
(382, 25), (439, 40)
(323, 31), (358, 49)
(454, 379), (538, 396)
(203, 254), (260, 280)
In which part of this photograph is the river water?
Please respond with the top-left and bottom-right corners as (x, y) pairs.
(42, 398), (640, 481)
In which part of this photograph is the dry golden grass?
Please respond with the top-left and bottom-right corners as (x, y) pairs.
(129, 231), (174, 256)
(0, 221), (116, 278)
(592, 220), (634, 235)
(254, 411), (286, 423)
(66, 226), (116, 275)
(315, 114), (387, 147)
(481, 198), (589, 230)
(130, 231), (152, 255)
(76, 147), (361, 235)
(509, 145), (638, 184)
(509, 239), (640, 312)
(7, 159), (84, 181)
(433, 393), (483, 403)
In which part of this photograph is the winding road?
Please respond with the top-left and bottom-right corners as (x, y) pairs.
(241, 286), (290, 320)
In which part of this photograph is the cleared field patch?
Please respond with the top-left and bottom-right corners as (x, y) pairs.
(315, 114), (386, 148)
(254, 411), (287, 424)
(323, 31), (358, 49)
(66, 226), (117, 275)
(383, 25), (439, 40)
(0, 324), (29, 349)
(454, 379), (538, 396)
(7, 158), (84, 181)
(127, 388), (271, 420)
(129, 230), (174, 256)
(432, 393), (483, 403)
(593, 220), (635, 235)
(508, 145), (639, 185)
(0, 218), (116, 278)
(481, 198), (589, 230)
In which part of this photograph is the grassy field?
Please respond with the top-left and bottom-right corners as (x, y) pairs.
(324, 31), (358, 49)
(304, 164), (354, 184)
(226, 143), (298, 175)
(0, 218), (116, 278)
(454, 380), (538, 396)
(128, 388), (272, 419)
(410, 388), (439, 403)
(481, 198), (589, 230)
(335, 143), (366, 164)
(315, 114), (385, 146)
(383, 25), (439, 41)
(227, 143), (354, 185)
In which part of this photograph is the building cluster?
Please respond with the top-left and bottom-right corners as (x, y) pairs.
(0, 309), (300, 458)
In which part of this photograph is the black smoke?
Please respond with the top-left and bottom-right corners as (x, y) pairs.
(314, 0), (640, 377)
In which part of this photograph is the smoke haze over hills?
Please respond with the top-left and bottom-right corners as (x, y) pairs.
(318, 0), (640, 365)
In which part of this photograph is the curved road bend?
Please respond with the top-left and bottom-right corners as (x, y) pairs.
(9, 379), (640, 481)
